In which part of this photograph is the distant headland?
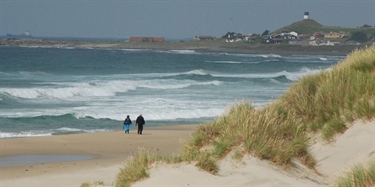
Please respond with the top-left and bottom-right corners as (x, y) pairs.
(1, 12), (374, 56)
(0, 37), (371, 56)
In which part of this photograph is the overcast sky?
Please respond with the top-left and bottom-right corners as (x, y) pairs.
(1, 0), (374, 39)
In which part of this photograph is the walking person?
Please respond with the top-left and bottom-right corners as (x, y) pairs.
(123, 115), (132, 134)
(136, 114), (145, 135)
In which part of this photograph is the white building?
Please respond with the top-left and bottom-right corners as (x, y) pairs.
(304, 12), (309, 20)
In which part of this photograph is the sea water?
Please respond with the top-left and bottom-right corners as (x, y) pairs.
(0, 46), (344, 138)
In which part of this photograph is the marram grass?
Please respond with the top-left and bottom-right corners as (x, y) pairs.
(115, 148), (182, 187)
(115, 46), (375, 187)
(116, 149), (151, 187)
(333, 157), (375, 187)
(280, 45), (375, 140)
(80, 181), (105, 187)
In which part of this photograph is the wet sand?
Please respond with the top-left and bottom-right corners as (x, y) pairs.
(0, 125), (197, 185)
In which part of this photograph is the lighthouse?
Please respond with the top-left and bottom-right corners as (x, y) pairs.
(304, 12), (309, 20)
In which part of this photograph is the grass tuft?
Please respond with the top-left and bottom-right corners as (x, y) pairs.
(195, 151), (219, 174)
(80, 181), (105, 187)
(116, 149), (151, 187)
(333, 157), (375, 187)
(80, 182), (91, 187)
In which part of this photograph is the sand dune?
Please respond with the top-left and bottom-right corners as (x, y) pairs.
(133, 119), (374, 187)
(311, 119), (375, 178)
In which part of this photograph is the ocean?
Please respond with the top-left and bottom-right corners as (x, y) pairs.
(0, 46), (344, 138)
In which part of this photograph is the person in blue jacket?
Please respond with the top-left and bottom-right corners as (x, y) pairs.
(123, 115), (132, 134)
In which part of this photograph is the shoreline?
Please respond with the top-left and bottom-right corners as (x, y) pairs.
(0, 125), (197, 184)
(0, 122), (199, 139)
(1, 38), (368, 56)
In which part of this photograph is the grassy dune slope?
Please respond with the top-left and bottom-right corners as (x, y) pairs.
(115, 46), (375, 187)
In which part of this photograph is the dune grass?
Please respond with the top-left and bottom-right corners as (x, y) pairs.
(80, 181), (105, 187)
(182, 100), (315, 169)
(281, 46), (375, 140)
(333, 157), (375, 187)
(115, 46), (375, 187)
(115, 148), (183, 187)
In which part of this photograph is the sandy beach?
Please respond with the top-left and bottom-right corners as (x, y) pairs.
(1, 120), (374, 187)
(0, 125), (197, 186)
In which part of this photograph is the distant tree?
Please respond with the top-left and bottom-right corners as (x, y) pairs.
(261, 30), (270, 36)
(361, 24), (373, 28)
(349, 31), (368, 43)
(222, 32), (236, 39)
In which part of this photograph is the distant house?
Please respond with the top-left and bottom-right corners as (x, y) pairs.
(281, 31), (297, 36)
(324, 32), (342, 39)
(299, 34), (310, 40)
(285, 34), (298, 40)
(225, 33), (245, 42)
(194, 35), (216, 41)
(314, 32), (323, 37)
(309, 36), (318, 45)
(269, 38), (284, 44)
(244, 34), (259, 42)
(129, 37), (164, 42)
(289, 31), (298, 37)
(226, 38), (243, 42)
(263, 30), (304, 44)
(264, 36), (284, 44)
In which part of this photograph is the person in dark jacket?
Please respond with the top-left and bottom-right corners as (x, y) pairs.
(136, 114), (145, 135)
(123, 115), (132, 134)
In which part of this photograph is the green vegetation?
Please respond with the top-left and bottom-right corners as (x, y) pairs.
(115, 46), (375, 187)
(116, 148), (184, 187)
(80, 182), (91, 187)
(80, 181), (105, 187)
(273, 19), (375, 41)
(280, 46), (375, 140)
(222, 32), (236, 39)
(333, 157), (375, 187)
(274, 19), (323, 34)
(350, 31), (370, 42)
(261, 30), (270, 36)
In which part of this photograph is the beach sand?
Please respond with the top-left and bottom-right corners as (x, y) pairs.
(1, 120), (374, 187)
(0, 125), (197, 186)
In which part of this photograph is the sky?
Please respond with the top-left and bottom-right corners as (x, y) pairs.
(1, 0), (374, 39)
